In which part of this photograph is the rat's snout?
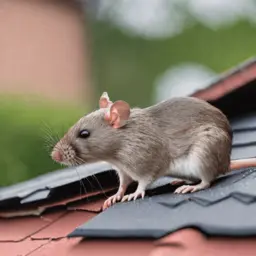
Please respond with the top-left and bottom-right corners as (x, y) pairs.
(50, 139), (77, 166)
(51, 150), (63, 163)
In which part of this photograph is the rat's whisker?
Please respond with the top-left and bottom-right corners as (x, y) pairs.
(74, 156), (87, 166)
(44, 144), (54, 154)
(42, 129), (56, 143)
(74, 166), (83, 198)
(44, 134), (57, 145)
(41, 123), (57, 139)
(74, 167), (88, 198)
(55, 132), (61, 142)
(73, 157), (105, 197)
(41, 128), (60, 154)
(43, 135), (55, 144)
(85, 177), (94, 190)
(40, 121), (52, 134)
(92, 175), (107, 198)
(43, 139), (57, 154)
(41, 122), (61, 144)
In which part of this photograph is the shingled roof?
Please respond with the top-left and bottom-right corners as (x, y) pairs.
(1, 57), (256, 256)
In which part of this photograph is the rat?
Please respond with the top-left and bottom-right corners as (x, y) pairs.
(51, 92), (256, 210)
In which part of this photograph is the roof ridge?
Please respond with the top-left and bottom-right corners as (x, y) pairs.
(206, 56), (256, 89)
(192, 56), (256, 100)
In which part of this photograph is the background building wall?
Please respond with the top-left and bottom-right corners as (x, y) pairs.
(0, 0), (92, 105)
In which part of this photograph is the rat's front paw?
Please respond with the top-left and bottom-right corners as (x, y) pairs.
(121, 190), (145, 202)
(103, 192), (124, 210)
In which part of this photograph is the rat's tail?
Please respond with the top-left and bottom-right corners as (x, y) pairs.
(230, 158), (256, 170)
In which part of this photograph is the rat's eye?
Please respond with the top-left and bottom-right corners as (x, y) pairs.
(78, 129), (90, 139)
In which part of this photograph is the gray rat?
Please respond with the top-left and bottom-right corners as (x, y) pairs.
(51, 92), (256, 209)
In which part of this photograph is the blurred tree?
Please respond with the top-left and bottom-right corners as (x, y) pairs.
(0, 96), (84, 186)
(85, 0), (256, 107)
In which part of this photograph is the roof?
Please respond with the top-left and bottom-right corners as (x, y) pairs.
(2, 58), (256, 255)
(2, 111), (256, 255)
(192, 57), (256, 101)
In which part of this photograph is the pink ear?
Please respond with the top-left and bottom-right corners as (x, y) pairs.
(99, 92), (113, 109)
(105, 100), (130, 128)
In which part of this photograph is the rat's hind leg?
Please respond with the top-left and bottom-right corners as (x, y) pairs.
(172, 126), (230, 194)
(174, 180), (210, 194)
(172, 153), (215, 194)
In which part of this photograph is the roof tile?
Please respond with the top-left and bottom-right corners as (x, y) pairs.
(67, 196), (106, 213)
(0, 162), (114, 207)
(192, 57), (256, 101)
(29, 238), (81, 256)
(37, 187), (115, 211)
(0, 187), (116, 218)
(0, 239), (49, 256)
(31, 211), (96, 240)
(150, 229), (256, 256)
(69, 168), (256, 239)
(0, 212), (63, 242)
(30, 238), (154, 256)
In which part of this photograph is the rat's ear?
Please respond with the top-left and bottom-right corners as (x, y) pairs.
(99, 92), (113, 109)
(105, 100), (130, 129)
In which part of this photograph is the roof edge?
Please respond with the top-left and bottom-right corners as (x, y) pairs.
(192, 56), (256, 101)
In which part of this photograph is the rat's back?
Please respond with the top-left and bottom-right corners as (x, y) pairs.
(145, 97), (233, 179)
(148, 96), (231, 136)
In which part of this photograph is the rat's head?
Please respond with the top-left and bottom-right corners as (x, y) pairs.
(51, 92), (131, 166)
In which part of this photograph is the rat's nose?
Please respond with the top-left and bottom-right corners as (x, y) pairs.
(51, 150), (63, 162)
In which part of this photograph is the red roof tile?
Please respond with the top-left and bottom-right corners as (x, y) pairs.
(0, 208), (44, 218)
(67, 196), (106, 212)
(150, 229), (256, 256)
(28, 238), (81, 256)
(0, 188), (156, 256)
(2, 224), (256, 256)
(38, 187), (115, 211)
(0, 239), (49, 256)
(31, 211), (96, 240)
(0, 212), (63, 242)
(192, 59), (256, 101)
(31, 238), (154, 256)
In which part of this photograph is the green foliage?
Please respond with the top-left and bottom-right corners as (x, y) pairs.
(89, 19), (256, 108)
(0, 95), (84, 186)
